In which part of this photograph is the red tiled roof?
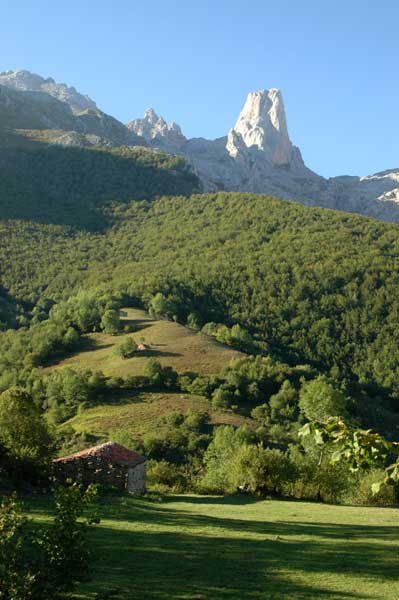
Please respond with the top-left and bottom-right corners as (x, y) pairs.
(53, 442), (146, 467)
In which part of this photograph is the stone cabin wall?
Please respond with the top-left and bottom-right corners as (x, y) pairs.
(53, 456), (129, 490)
(127, 462), (146, 494)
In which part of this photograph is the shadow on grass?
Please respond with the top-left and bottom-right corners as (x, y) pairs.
(124, 319), (154, 332)
(100, 497), (399, 544)
(26, 495), (399, 600)
(78, 516), (396, 599)
(165, 493), (260, 506)
(136, 349), (183, 358)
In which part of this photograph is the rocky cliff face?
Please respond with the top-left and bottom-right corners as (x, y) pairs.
(226, 89), (295, 166)
(128, 89), (324, 196)
(1, 69), (398, 223)
(0, 70), (97, 113)
(127, 108), (186, 152)
(127, 89), (399, 222)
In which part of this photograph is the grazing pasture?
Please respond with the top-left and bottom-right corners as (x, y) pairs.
(62, 390), (252, 442)
(49, 308), (243, 377)
(26, 494), (399, 600)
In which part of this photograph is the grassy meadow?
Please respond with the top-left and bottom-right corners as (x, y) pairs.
(61, 390), (252, 442)
(51, 308), (249, 448)
(48, 308), (243, 377)
(26, 494), (399, 600)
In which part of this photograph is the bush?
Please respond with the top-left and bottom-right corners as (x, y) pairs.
(144, 358), (163, 385)
(211, 386), (234, 408)
(0, 483), (99, 599)
(0, 493), (34, 598)
(147, 460), (187, 492)
(282, 444), (353, 503)
(113, 337), (138, 359)
(100, 309), (120, 334)
(201, 426), (253, 493)
(343, 470), (398, 506)
(299, 375), (349, 423)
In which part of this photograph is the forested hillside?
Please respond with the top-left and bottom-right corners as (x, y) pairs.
(0, 130), (200, 228)
(1, 168), (399, 504)
(2, 192), (399, 394)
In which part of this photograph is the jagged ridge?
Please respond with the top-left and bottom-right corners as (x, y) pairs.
(1, 70), (398, 223)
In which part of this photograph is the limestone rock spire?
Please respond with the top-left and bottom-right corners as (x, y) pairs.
(226, 89), (297, 167)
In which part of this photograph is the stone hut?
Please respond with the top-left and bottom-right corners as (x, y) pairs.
(53, 442), (147, 494)
(137, 342), (149, 351)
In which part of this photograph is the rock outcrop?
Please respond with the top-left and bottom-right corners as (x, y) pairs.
(226, 89), (295, 166)
(1, 69), (398, 223)
(127, 108), (186, 152)
(128, 89), (399, 222)
(0, 70), (97, 113)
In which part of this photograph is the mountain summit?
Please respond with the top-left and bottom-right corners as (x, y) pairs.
(128, 88), (399, 222)
(0, 70), (143, 147)
(226, 89), (294, 166)
(128, 88), (321, 195)
(1, 69), (398, 223)
(127, 108), (186, 151)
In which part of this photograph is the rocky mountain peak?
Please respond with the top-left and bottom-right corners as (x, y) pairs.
(226, 88), (296, 167)
(143, 107), (160, 125)
(0, 69), (97, 113)
(127, 108), (186, 150)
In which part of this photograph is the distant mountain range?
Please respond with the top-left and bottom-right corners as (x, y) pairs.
(1, 69), (398, 222)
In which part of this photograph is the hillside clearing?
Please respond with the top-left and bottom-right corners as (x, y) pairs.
(26, 494), (399, 600)
(48, 308), (243, 377)
(61, 390), (252, 442)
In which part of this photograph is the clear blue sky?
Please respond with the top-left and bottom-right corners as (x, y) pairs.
(1, 0), (397, 177)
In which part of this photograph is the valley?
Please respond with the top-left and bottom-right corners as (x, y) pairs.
(1, 61), (398, 600)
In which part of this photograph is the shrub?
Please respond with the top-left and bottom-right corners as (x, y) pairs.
(282, 444), (353, 503)
(0, 493), (35, 599)
(147, 459), (187, 492)
(343, 470), (398, 506)
(100, 309), (120, 334)
(113, 337), (138, 359)
(186, 312), (201, 330)
(201, 426), (253, 493)
(144, 358), (163, 385)
(299, 375), (348, 423)
(211, 386), (234, 408)
(0, 483), (99, 599)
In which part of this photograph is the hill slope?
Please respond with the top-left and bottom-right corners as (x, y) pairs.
(2, 192), (399, 396)
(0, 131), (200, 228)
(0, 81), (142, 146)
(48, 308), (243, 376)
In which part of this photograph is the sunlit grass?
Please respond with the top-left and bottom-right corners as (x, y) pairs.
(26, 494), (399, 600)
(62, 390), (251, 443)
(47, 308), (243, 377)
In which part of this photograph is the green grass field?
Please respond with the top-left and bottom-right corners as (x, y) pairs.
(62, 390), (252, 442)
(48, 308), (249, 453)
(27, 494), (399, 600)
(48, 308), (243, 377)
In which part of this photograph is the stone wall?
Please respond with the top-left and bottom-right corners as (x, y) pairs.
(53, 456), (129, 490)
(127, 462), (146, 494)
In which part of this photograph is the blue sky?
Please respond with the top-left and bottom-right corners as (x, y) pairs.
(1, 0), (397, 177)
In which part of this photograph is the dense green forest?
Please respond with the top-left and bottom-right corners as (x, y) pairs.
(1, 137), (399, 505)
(0, 130), (200, 228)
(2, 192), (399, 398)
